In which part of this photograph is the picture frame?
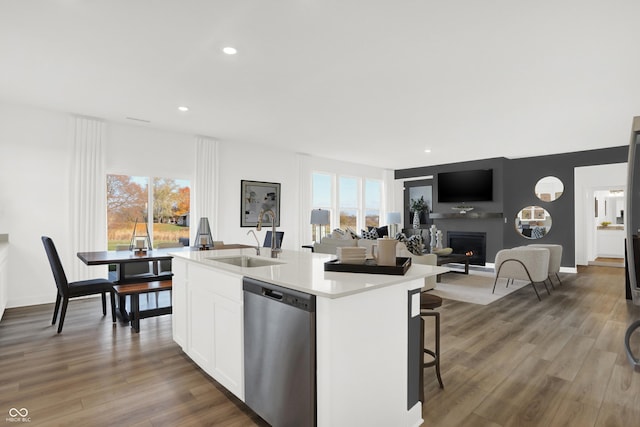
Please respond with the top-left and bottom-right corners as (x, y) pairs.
(241, 180), (281, 227)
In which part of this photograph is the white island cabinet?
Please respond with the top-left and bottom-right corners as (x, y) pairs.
(172, 257), (244, 399)
(170, 248), (447, 427)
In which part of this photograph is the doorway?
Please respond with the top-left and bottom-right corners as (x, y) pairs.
(574, 163), (626, 267)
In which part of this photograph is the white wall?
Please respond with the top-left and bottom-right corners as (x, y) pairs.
(0, 101), (72, 307)
(0, 101), (390, 308)
(215, 141), (300, 250)
(106, 123), (195, 178)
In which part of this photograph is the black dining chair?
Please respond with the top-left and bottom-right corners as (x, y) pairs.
(41, 236), (116, 333)
(263, 231), (284, 248)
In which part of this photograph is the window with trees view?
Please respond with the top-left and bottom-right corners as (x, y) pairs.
(107, 174), (190, 250)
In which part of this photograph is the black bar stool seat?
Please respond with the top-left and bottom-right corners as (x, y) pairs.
(420, 292), (444, 399)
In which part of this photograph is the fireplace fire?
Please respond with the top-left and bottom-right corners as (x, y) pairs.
(447, 232), (487, 265)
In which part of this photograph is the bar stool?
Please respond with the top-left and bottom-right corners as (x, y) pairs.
(420, 292), (444, 400)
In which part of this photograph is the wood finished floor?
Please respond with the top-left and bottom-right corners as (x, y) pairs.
(1, 266), (639, 426)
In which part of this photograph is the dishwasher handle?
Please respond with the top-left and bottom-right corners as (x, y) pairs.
(263, 288), (283, 300)
(243, 277), (316, 312)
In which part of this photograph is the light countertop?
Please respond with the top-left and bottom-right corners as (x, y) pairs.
(170, 247), (448, 299)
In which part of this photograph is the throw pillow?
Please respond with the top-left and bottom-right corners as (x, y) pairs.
(345, 227), (361, 240)
(361, 228), (379, 240)
(404, 235), (424, 255)
(375, 225), (389, 237)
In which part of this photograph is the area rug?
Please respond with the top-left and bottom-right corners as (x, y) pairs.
(428, 270), (530, 305)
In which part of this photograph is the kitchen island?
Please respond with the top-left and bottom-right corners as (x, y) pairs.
(170, 247), (447, 427)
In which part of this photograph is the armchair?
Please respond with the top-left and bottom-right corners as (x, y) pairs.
(493, 247), (551, 301)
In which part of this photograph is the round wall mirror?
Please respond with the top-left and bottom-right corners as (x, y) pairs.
(515, 206), (552, 239)
(535, 176), (564, 202)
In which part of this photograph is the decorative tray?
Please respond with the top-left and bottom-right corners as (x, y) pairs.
(324, 257), (412, 275)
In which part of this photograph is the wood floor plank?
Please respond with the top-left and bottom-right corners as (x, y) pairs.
(545, 335), (596, 382)
(547, 400), (599, 427)
(594, 402), (640, 427)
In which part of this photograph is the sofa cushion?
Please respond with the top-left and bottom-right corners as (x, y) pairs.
(313, 238), (358, 254)
(331, 228), (348, 238)
(361, 228), (379, 240)
(356, 238), (377, 256)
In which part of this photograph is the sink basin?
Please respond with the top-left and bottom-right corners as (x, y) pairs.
(207, 255), (285, 268)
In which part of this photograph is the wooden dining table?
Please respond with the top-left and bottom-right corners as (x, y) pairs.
(77, 244), (254, 322)
(77, 248), (178, 321)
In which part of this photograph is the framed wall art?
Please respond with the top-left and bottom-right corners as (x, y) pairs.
(241, 180), (281, 227)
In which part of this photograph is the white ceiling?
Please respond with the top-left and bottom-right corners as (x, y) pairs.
(2, 1), (639, 170)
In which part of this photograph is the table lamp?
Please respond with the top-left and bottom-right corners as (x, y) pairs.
(128, 218), (152, 254)
(310, 209), (330, 243)
(195, 217), (214, 250)
(386, 212), (401, 238)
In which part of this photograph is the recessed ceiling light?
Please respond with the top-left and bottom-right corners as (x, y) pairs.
(223, 47), (237, 55)
(424, 149), (432, 153)
(178, 106), (189, 112)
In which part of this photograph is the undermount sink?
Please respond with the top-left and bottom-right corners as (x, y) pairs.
(207, 255), (285, 268)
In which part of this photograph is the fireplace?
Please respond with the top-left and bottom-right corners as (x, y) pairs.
(447, 231), (487, 265)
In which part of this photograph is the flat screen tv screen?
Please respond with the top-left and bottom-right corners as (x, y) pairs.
(437, 169), (493, 203)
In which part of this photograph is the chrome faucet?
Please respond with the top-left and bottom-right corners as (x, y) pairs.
(246, 230), (261, 255)
(256, 209), (281, 258)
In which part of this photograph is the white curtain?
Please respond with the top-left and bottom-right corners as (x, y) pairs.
(192, 136), (218, 243)
(382, 168), (396, 220)
(69, 116), (107, 281)
(297, 153), (312, 248)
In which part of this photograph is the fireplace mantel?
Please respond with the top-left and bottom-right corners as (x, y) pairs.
(430, 212), (503, 219)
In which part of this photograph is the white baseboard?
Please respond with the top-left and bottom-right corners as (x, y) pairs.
(6, 293), (100, 309)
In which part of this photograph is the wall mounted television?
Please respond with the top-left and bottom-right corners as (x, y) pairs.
(437, 169), (493, 203)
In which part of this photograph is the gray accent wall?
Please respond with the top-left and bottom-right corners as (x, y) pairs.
(396, 146), (629, 267)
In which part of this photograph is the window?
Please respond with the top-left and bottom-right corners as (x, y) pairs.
(365, 179), (382, 228)
(339, 176), (359, 229)
(107, 174), (190, 250)
(311, 172), (383, 240)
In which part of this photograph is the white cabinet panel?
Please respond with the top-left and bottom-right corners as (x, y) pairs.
(596, 228), (625, 258)
(174, 260), (244, 399)
(212, 294), (243, 397)
(187, 281), (216, 376)
(171, 259), (187, 348)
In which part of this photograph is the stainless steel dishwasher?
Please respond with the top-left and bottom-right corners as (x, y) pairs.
(243, 277), (316, 427)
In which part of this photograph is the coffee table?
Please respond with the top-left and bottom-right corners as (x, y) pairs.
(435, 253), (470, 282)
